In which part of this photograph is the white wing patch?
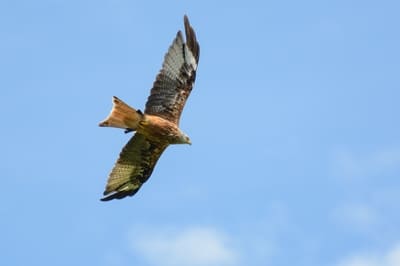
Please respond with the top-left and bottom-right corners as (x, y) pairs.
(162, 32), (197, 84)
(163, 33), (185, 83)
(183, 44), (197, 71)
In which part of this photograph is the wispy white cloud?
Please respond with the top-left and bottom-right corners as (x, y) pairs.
(331, 147), (400, 180)
(329, 147), (400, 237)
(130, 226), (239, 266)
(335, 242), (400, 266)
(127, 203), (299, 266)
(332, 203), (378, 232)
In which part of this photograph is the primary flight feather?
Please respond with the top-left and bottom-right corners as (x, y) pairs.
(98, 15), (200, 201)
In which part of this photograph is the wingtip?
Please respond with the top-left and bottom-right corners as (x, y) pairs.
(183, 14), (191, 31)
(183, 14), (199, 63)
(100, 190), (122, 201)
(100, 188), (140, 201)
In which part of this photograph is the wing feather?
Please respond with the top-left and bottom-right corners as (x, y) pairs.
(101, 133), (168, 201)
(144, 15), (200, 125)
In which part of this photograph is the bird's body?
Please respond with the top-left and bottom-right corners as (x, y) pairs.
(99, 15), (199, 201)
(138, 115), (190, 145)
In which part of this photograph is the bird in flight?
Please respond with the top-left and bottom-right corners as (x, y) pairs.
(99, 15), (200, 201)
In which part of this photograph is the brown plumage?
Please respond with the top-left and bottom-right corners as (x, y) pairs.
(99, 15), (200, 201)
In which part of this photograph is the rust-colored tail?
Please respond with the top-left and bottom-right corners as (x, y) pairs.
(99, 96), (142, 131)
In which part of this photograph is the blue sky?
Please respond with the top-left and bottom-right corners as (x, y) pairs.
(1, 0), (400, 265)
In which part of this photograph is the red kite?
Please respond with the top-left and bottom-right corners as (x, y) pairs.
(99, 15), (200, 201)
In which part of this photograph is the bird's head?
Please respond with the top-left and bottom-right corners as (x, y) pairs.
(181, 134), (192, 145)
(176, 131), (191, 145)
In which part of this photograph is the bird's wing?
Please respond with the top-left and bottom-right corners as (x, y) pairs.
(101, 133), (168, 201)
(144, 15), (200, 125)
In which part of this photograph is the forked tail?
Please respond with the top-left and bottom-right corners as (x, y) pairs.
(99, 96), (143, 131)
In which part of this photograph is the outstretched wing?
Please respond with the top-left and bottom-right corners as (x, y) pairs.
(145, 15), (200, 125)
(101, 133), (168, 201)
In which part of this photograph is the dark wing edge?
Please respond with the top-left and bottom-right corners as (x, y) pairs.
(184, 15), (200, 63)
(100, 133), (168, 201)
(144, 15), (200, 125)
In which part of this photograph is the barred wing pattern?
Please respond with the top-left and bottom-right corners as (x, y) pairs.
(145, 15), (200, 125)
(101, 134), (168, 201)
